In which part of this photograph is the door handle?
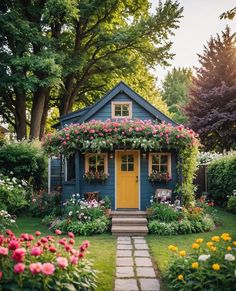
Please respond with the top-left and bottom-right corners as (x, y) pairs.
(136, 176), (138, 183)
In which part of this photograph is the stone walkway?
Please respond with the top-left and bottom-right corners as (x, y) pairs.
(114, 236), (160, 291)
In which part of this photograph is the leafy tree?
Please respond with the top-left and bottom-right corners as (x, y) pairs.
(185, 27), (236, 151)
(162, 67), (192, 123)
(0, 0), (183, 139)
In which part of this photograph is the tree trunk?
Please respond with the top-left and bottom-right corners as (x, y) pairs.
(14, 89), (27, 140)
(39, 91), (50, 140)
(59, 74), (75, 116)
(30, 87), (48, 139)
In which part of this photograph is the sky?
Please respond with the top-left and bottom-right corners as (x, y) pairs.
(150, 0), (235, 85)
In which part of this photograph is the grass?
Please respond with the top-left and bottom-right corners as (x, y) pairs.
(147, 208), (236, 275)
(12, 217), (116, 291)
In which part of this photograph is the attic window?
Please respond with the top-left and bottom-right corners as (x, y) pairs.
(112, 102), (132, 119)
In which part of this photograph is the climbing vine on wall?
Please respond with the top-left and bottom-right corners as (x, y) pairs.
(43, 119), (199, 206)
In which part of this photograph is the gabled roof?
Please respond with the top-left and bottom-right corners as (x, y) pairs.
(58, 81), (176, 126)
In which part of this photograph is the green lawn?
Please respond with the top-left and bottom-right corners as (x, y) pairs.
(147, 208), (236, 275)
(12, 217), (116, 291)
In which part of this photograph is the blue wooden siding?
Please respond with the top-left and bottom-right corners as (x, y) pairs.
(88, 93), (156, 121)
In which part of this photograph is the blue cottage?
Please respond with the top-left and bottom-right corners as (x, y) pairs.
(51, 82), (180, 211)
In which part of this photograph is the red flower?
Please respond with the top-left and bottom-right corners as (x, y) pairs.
(69, 239), (75, 245)
(6, 230), (13, 236)
(8, 240), (20, 250)
(14, 263), (25, 274)
(40, 237), (48, 243)
(49, 246), (56, 253)
(12, 248), (26, 262)
(83, 240), (90, 248)
(68, 232), (74, 239)
(0, 271), (2, 280)
(55, 229), (62, 235)
(78, 252), (84, 259)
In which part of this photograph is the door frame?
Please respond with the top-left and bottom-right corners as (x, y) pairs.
(115, 150), (140, 210)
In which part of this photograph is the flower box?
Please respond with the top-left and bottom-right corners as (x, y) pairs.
(148, 171), (171, 183)
(83, 171), (109, 184)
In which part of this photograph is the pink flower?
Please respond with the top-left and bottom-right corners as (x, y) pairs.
(8, 240), (20, 250)
(68, 232), (74, 239)
(0, 247), (8, 256)
(0, 271), (2, 280)
(31, 247), (43, 257)
(57, 257), (68, 269)
(35, 231), (41, 237)
(49, 246), (57, 253)
(40, 237), (48, 243)
(55, 229), (62, 235)
(12, 248), (26, 262)
(42, 263), (55, 275)
(69, 239), (75, 245)
(70, 255), (78, 265)
(29, 262), (43, 275)
(83, 240), (90, 248)
(14, 263), (25, 274)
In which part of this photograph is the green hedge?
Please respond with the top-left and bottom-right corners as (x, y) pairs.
(208, 154), (236, 205)
(0, 141), (47, 190)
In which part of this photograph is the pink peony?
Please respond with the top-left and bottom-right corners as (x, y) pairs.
(35, 231), (41, 237)
(55, 229), (62, 235)
(14, 263), (25, 273)
(70, 255), (78, 265)
(69, 239), (75, 245)
(8, 240), (20, 250)
(30, 247), (43, 257)
(49, 246), (57, 253)
(29, 262), (43, 275)
(68, 232), (74, 239)
(0, 247), (8, 256)
(12, 248), (26, 262)
(40, 237), (48, 243)
(83, 241), (90, 248)
(57, 257), (68, 269)
(42, 263), (55, 275)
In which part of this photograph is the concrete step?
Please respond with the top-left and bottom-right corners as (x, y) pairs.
(112, 225), (148, 236)
(111, 211), (147, 218)
(112, 217), (147, 225)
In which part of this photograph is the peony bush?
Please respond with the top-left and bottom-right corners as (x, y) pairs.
(0, 229), (97, 290)
(166, 233), (236, 290)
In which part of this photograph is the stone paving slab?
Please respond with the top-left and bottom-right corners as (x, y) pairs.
(117, 250), (132, 257)
(116, 267), (135, 278)
(135, 257), (152, 267)
(117, 244), (133, 250)
(139, 278), (160, 291)
(117, 257), (134, 266)
(115, 279), (139, 291)
(132, 236), (144, 239)
(118, 237), (131, 241)
(134, 243), (149, 250)
(133, 239), (146, 244)
(136, 267), (156, 277)
(134, 250), (150, 257)
(117, 240), (131, 245)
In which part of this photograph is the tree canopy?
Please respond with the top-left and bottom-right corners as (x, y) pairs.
(0, 0), (183, 139)
(162, 67), (192, 124)
(185, 27), (236, 151)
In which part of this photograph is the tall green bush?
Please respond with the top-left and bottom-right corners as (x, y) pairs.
(208, 154), (236, 205)
(0, 141), (47, 189)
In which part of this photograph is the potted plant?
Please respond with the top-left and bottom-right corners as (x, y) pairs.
(83, 171), (109, 183)
(148, 171), (171, 183)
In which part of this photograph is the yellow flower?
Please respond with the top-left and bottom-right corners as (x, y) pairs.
(196, 238), (204, 244)
(211, 236), (220, 242)
(192, 243), (200, 249)
(168, 245), (178, 252)
(233, 241), (236, 246)
(212, 263), (220, 271)
(210, 246), (217, 252)
(192, 262), (199, 269)
(178, 274), (184, 280)
(207, 242), (214, 248)
(227, 246), (232, 251)
(179, 250), (186, 257)
(221, 233), (231, 241)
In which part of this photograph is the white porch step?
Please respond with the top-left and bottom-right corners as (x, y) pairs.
(112, 217), (147, 225)
(111, 211), (147, 218)
(112, 225), (148, 236)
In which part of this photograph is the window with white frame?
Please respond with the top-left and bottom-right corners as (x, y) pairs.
(85, 153), (108, 173)
(111, 102), (132, 118)
(148, 153), (171, 175)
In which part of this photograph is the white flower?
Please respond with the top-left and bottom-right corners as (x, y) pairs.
(198, 254), (211, 261)
(68, 211), (73, 216)
(225, 254), (235, 261)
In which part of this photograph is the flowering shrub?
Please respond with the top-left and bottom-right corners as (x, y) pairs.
(0, 210), (16, 231)
(148, 171), (171, 183)
(43, 195), (110, 236)
(83, 171), (109, 183)
(166, 233), (236, 290)
(0, 230), (97, 290)
(0, 173), (29, 214)
(43, 119), (199, 206)
(227, 190), (236, 214)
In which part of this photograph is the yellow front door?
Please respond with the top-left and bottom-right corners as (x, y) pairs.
(116, 151), (139, 209)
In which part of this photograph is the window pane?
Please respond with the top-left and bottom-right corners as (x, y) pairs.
(128, 163), (134, 171)
(97, 155), (105, 165)
(115, 105), (122, 116)
(122, 109), (129, 116)
(97, 165), (105, 172)
(128, 155), (134, 162)
(161, 155), (168, 164)
(152, 165), (159, 172)
(121, 163), (127, 171)
(160, 165), (168, 172)
(89, 165), (96, 172)
(89, 156), (96, 164)
(152, 154), (160, 164)
(121, 155), (127, 163)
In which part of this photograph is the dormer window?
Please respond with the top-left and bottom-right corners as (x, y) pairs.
(112, 102), (132, 119)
